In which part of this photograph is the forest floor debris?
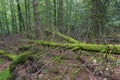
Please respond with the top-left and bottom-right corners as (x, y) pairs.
(0, 35), (120, 80)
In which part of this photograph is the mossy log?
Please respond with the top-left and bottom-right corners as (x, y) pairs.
(0, 50), (16, 61)
(10, 51), (34, 72)
(42, 29), (120, 54)
(31, 40), (120, 55)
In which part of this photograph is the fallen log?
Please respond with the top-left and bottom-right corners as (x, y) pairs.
(43, 29), (120, 55)
(30, 40), (120, 55)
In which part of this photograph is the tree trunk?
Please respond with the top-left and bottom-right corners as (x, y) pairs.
(24, 0), (32, 34)
(10, 0), (18, 34)
(32, 0), (41, 38)
(57, 0), (63, 32)
(54, 0), (57, 27)
(16, 0), (25, 32)
(89, 0), (108, 43)
(45, 0), (50, 27)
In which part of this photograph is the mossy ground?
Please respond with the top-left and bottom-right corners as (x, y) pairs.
(0, 58), (5, 64)
(10, 51), (34, 72)
(0, 35), (120, 80)
(0, 69), (10, 80)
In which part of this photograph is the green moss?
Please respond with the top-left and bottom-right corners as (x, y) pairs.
(33, 39), (120, 54)
(80, 43), (120, 54)
(0, 50), (16, 61)
(52, 55), (63, 63)
(0, 50), (4, 53)
(18, 45), (31, 52)
(0, 58), (5, 64)
(0, 69), (10, 80)
(10, 51), (34, 72)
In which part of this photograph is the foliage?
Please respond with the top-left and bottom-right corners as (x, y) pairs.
(0, 58), (5, 64)
(18, 45), (32, 52)
(52, 55), (63, 63)
(0, 50), (16, 61)
(0, 0), (119, 38)
(0, 69), (10, 80)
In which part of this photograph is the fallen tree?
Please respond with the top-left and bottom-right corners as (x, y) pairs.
(0, 29), (120, 61)
(0, 30), (120, 80)
(30, 29), (120, 55)
(30, 40), (120, 54)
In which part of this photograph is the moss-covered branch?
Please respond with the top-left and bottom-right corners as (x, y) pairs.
(45, 29), (79, 43)
(10, 51), (34, 72)
(43, 29), (120, 54)
(33, 40), (120, 55)
(0, 50), (16, 61)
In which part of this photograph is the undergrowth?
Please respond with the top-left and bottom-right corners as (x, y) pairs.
(0, 58), (5, 64)
(10, 51), (34, 73)
(0, 69), (10, 80)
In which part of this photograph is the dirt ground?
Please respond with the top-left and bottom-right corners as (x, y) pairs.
(0, 60), (10, 71)
(0, 35), (120, 80)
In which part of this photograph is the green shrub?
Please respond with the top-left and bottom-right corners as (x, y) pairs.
(0, 69), (10, 80)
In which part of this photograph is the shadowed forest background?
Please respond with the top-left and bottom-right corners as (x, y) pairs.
(0, 0), (120, 80)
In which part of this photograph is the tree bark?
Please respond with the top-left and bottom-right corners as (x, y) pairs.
(32, 0), (41, 38)
(45, 0), (50, 27)
(57, 0), (63, 32)
(54, 0), (57, 27)
(16, 0), (25, 32)
(24, 0), (31, 33)
(90, 0), (108, 42)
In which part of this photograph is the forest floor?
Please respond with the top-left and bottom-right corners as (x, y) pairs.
(0, 35), (120, 80)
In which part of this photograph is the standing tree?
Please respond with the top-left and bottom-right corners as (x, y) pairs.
(57, 0), (63, 32)
(16, 0), (25, 33)
(24, 0), (32, 34)
(54, 0), (57, 27)
(10, 0), (18, 34)
(32, 0), (41, 38)
(89, 0), (109, 43)
(45, 0), (51, 27)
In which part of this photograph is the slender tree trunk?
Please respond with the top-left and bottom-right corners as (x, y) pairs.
(24, 0), (32, 34)
(88, 0), (98, 43)
(16, 0), (25, 33)
(32, 0), (41, 38)
(54, 0), (57, 27)
(57, 0), (63, 32)
(4, 8), (10, 35)
(45, 0), (50, 27)
(25, 0), (28, 33)
(10, 0), (18, 34)
(89, 0), (108, 43)
(1, 0), (10, 36)
(32, 0), (41, 28)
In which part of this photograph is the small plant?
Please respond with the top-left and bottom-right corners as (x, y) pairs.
(52, 55), (63, 63)
(0, 58), (5, 64)
(18, 45), (31, 52)
(0, 69), (10, 80)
